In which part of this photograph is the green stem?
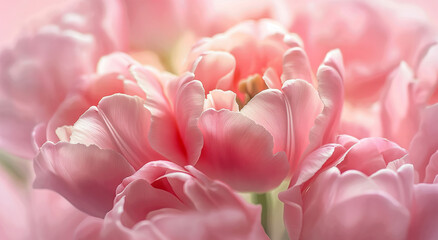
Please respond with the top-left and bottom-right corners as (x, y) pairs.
(252, 192), (269, 235)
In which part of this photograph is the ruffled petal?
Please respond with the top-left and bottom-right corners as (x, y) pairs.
(132, 66), (204, 165)
(33, 142), (135, 218)
(196, 109), (289, 192)
(242, 79), (323, 170)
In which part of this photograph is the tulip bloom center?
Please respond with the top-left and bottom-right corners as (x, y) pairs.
(237, 74), (267, 108)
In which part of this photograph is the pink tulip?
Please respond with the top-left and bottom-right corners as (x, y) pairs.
(186, 20), (345, 179)
(0, 0), (126, 158)
(281, 130), (438, 240)
(136, 63), (289, 192)
(282, 160), (438, 240)
(35, 63), (290, 216)
(33, 94), (153, 217)
(275, 0), (434, 104)
(281, 164), (415, 240)
(290, 135), (406, 188)
(186, 19), (303, 101)
(75, 161), (269, 240)
(33, 52), (145, 149)
(380, 44), (438, 148)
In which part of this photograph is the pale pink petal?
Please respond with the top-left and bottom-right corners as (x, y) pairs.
(380, 62), (419, 148)
(281, 47), (314, 85)
(74, 217), (104, 240)
(306, 50), (344, 154)
(322, 49), (345, 80)
(83, 73), (129, 105)
(408, 104), (438, 182)
(387, 155), (410, 172)
(184, 167), (254, 211)
(0, 25), (96, 158)
(336, 134), (359, 149)
(409, 183), (438, 239)
(33, 142), (135, 218)
(99, 199), (132, 240)
(414, 43), (438, 104)
(135, 207), (269, 240)
(292, 144), (346, 187)
(336, 138), (407, 176)
(116, 160), (186, 192)
(262, 67), (282, 89)
(204, 90), (239, 111)
(242, 79), (323, 169)
(114, 179), (187, 229)
(278, 186), (303, 240)
(70, 94), (162, 169)
(70, 105), (117, 150)
(309, 194), (410, 240)
(196, 109), (289, 192)
(132, 67), (204, 165)
(424, 151), (438, 183)
(32, 123), (47, 151)
(370, 164), (415, 207)
(130, 66), (169, 115)
(190, 51), (236, 93)
(297, 167), (413, 240)
(0, 25), (95, 118)
(92, 160), (269, 240)
(97, 52), (140, 76)
(0, 0), (128, 158)
(46, 95), (90, 143)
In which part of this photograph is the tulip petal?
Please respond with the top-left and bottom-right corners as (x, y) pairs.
(337, 138), (407, 176)
(262, 67), (282, 89)
(115, 179), (187, 228)
(409, 104), (438, 182)
(97, 52), (140, 76)
(47, 95), (90, 143)
(196, 109), (289, 192)
(306, 50), (344, 154)
(292, 144), (346, 187)
(278, 186), (303, 240)
(70, 94), (161, 169)
(380, 62), (418, 148)
(34, 142), (135, 218)
(204, 90), (239, 111)
(281, 47), (314, 85)
(132, 66), (204, 165)
(242, 79), (323, 170)
(190, 51), (236, 93)
(409, 183), (438, 239)
(424, 151), (438, 183)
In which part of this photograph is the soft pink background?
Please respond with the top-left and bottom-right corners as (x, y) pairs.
(0, 0), (70, 47)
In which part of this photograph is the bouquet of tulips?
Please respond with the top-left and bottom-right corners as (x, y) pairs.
(1, 0), (438, 239)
